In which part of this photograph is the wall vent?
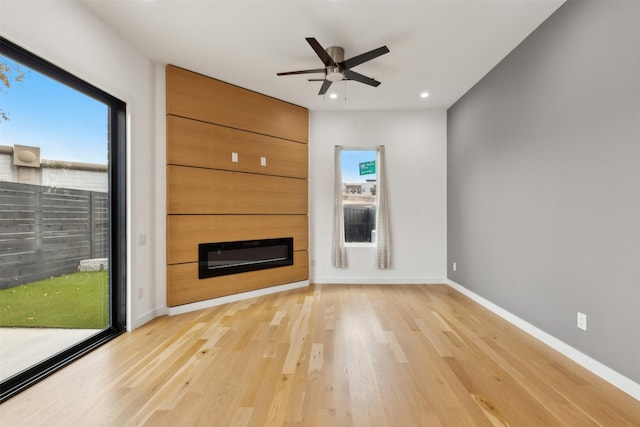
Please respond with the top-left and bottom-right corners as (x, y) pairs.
(13, 145), (41, 168)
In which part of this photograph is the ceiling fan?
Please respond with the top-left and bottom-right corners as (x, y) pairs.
(277, 37), (390, 95)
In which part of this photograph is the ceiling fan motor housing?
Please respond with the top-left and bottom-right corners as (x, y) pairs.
(326, 46), (344, 81)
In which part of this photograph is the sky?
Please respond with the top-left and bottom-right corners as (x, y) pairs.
(0, 55), (108, 165)
(341, 149), (377, 183)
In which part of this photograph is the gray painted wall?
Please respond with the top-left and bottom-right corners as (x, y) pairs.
(447, 0), (640, 383)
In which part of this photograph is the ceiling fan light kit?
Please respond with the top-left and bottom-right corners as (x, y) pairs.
(326, 71), (344, 82)
(277, 37), (389, 96)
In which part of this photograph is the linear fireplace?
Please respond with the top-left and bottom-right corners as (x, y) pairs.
(198, 237), (294, 279)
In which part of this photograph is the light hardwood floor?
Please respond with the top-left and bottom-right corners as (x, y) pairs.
(1, 284), (639, 426)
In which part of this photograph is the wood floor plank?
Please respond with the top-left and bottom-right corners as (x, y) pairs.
(1, 284), (639, 426)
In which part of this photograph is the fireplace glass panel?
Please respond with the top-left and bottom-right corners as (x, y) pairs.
(198, 238), (293, 279)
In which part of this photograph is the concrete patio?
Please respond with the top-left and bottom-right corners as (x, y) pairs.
(0, 327), (101, 381)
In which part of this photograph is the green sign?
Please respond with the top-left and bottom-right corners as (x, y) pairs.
(359, 161), (376, 175)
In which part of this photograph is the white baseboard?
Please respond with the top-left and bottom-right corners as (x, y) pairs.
(130, 307), (167, 331)
(447, 280), (640, 401)
(167, 280), (310, 316)
(312, 277), (447, 285)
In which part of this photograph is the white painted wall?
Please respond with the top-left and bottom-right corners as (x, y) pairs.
(41, 167), (107, 192)
(1, 1), (161, 329)
(0, 152), (14, 182)
(309, 110), (447, 284)
(0, 155), (108, 192)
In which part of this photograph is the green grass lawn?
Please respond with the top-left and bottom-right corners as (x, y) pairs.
(0, 271), (109, 329)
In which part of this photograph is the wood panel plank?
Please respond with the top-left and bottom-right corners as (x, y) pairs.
(167, 165), (307, 215)
(167, 251), (309, 306)
(166, 65), (308, 143)
(167, 115), (308, 179)
(167, 214), (308, 265)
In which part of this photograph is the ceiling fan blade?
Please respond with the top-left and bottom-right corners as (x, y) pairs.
(318, 79), (333, 95)
(343, 69), (381, 87)
(306, 37), (336, 67)
(341, 46), (390, 69)
(277, 68), (327, 76)
(310, 78), (353, 83)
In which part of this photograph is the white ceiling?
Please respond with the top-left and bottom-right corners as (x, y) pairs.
(83, 0), (564, 111)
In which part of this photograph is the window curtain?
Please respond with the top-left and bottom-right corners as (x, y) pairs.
(376, 146), (391, 269)
(332, 146), (347, 268)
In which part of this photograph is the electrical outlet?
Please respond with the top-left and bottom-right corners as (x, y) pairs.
(577, 312), (587, 331)
(453, 262), (457, 272)
(231, 152), (238, 162)
(137, 287), (143, 300)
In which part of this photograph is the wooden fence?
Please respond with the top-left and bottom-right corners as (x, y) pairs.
(344, 205), (376, 243)
(0, 181), (108, 290)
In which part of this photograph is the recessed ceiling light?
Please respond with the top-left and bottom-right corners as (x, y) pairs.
(420, 92), (429, 98)
(329, 93), (338, 99)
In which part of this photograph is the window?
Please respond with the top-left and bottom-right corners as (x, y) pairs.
(0, 37), (126, 402)
(341, 149), (377, 243)
(333, 145), (390, 269)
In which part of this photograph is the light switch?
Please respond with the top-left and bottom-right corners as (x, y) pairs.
(232, 152), (238, 162)
(260, 156), (267, 166)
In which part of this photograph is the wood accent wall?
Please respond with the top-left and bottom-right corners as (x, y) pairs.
(166, 65), (309, 307)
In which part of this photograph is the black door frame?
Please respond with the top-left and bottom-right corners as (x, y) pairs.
(0, 37), (127, 402)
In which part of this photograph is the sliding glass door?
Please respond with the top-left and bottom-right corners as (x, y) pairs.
(0, 37), (126, 402)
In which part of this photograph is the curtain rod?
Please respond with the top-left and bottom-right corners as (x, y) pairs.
(334, 145), (384, 149)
